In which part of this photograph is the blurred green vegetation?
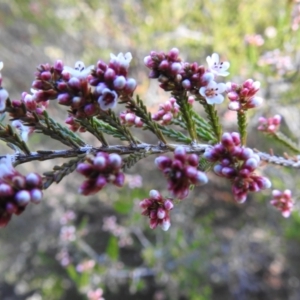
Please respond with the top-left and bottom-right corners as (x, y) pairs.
(1, 0), (300, 299)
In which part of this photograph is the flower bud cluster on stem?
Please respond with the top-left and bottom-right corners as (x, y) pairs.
(270, 189), (293, 218)
(119, 110), (143, 127)
(258, 115), (281, 134)
(0, 156), (43, 227)
(152, 97), (180, 125)
(155, 146), (208, 199)
(77, 152), (125, 196)
(0, 46), (296, 229)
(140, 190), (174, 231)
(226, 79), (262, 111)
(204, 132), (272, 203)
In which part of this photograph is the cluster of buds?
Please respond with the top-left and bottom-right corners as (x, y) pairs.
(204, 132), (271, 203)
(19, 90), (49, 114)
(144, 49), (229, 105)
(65, 114), (87, 132)
(89, 52), (137, 110)
(257, 115), (281, 134)
(155, 147), (208, 199)
(226, 79), (263, 111)
(76, 152), (125, 196)
(119, 110), (143, 127)
(270, 189), (293, 218)
(140, 190), (174, 231)
(144, 48), (185, 92)
(28, 53), (136, 132)
(4, 89), (49, 126)
(152, 97), (180, 125)
(32, 60), (95, 122)
(0, 156), (43, 227)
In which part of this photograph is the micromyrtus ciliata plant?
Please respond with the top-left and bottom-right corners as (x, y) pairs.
(0, 49), (299, 230)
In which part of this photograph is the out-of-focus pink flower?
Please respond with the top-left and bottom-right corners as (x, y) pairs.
(125, 174), (143, 189)
(60, 210), (76, 225)
(244, 34), (264, 46)
(60, 225), (76, 242)
(87, 288), (105, 300)
(270, 189), (293, 218)
(102, 216), (133, 246)
(76, 260), (95, 273)
(258, 115), (281, 134)
(56, 249), (72, 267)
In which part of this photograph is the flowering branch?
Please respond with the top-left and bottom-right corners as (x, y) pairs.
(0, 48), (297, 228)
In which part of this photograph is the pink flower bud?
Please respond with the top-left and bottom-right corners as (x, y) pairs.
(113, 76), (126, 89)
(104, 68), (116, 81)
(150, 218), (159, 229)
(161, 218), (171, 231)
(114, 173), (125, 187)
(194, 171), (208, 185)
(58, 93), (72, 105)
(168, 48), (180, 60)
(149, 190), (161, 200)
(0, 183), (14, 196)
(228, 101), (241, 111)
(109, 153), (122, 168)
(155, 156), (172, 169)
(94, 156), (107, 169)
(41, 71), (52, 81)
(6, 202), (17, 214)
(182, 79), (191, 90)
(96, 176), (107, 189)
(164, 199), (174, 210)
(157, 208), (166, 219)
(68, 77), (81, 90)
(221, 132), (234, 148)
(30, 189), (43, 204)
(15, 190), (31, 206)
(227, 91), (239, 101)
(26, 173), (42, 187)
(54, 60), (64, 72)
(124, 78), (137, 93)
(188, 154), (199, 167)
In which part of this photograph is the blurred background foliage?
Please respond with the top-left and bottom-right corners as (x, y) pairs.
(1, 0), (300, 299)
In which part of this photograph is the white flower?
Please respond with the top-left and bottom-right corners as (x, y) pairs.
(199, 80), (227, 105)
(206, 53), (230, 76)
(63, 61), (94, 79)
(0, 155), (15, 178)
(11, 120), (32, 141)
(0, 88), (8, 111)
(110, 52), (132, 69)
(0, 62), (3, 71)
(97, 88), (118, 110)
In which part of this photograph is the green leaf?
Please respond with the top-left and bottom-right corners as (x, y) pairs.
(66, 265), (79, 283)
(106, 236), (119, 261)
(113, 198), (133, 214)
